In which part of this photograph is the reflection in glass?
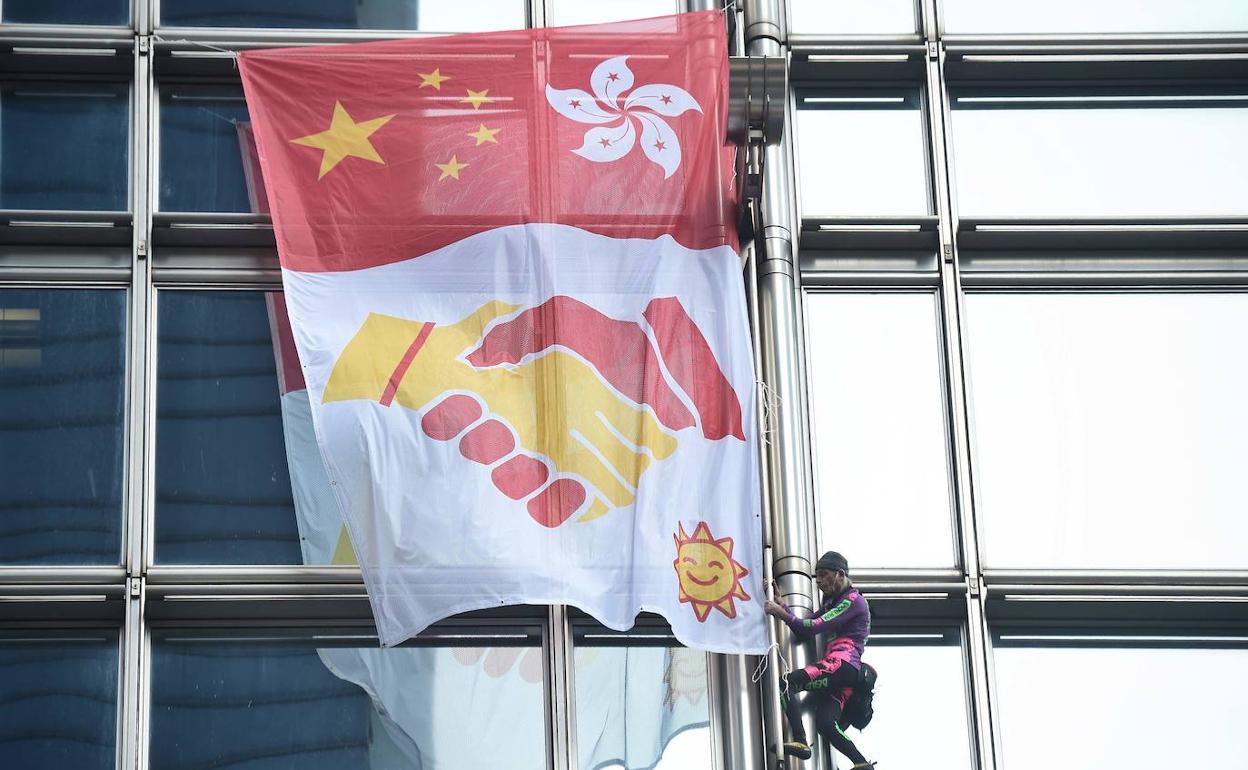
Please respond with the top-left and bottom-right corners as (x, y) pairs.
(994, 640), (1248, 770)
(548, 0), (680, 26)
(574, 645), (712, 770)
(0, 291), (125, 565)
(3, 0), (129, 25)
(0, 635), (119, 770)
(944, 0), (1248, 35)
(806, 293), (954, 568)
(150, 635), (547, 770)
(159, 87), (253, 213)
(965, 293), (1248, 570)
(952, 95), (1248, 217)
(789, 0), (916, 35)
(160, 0), (525, 31)
(0, 84), (128, 211)
(796, 93), (930, 216)
(155, 291), (302, 564)
(847, 638), (973, 770)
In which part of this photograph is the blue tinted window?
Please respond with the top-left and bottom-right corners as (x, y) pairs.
(160, 0), (525, 30)
(0, 635), (119, 770)
(159, 88), (253, 213)
(3, 0), (128, 26)
(0, 291), (125, 565)
(155, 291), (301, 564)
(0, 84), (128, 211)
(150, 637), (375, 770)
(150, 635), (547, 770)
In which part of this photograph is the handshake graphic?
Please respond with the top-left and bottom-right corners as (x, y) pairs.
(323, 295), (744, 528)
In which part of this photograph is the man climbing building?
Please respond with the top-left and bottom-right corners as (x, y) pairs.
(765, 550), (875, 769)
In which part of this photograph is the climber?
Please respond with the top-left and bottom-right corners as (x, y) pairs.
(765, 550), (875, 769)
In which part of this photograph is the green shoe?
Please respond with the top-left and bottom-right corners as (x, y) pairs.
(783, 741), (812, 760)
(849, 763), (877, 770)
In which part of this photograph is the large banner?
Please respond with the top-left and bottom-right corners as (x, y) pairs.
(268, 293), (712, 770)
(240, 12), (766, 654)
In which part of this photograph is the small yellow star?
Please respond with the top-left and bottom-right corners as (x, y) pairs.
(461, 89), (493, 110)
(435, 155), (468, 181)
(467, 124), (501, 146)
(419, 68), (450, 90)
(290, 101), (395, 179)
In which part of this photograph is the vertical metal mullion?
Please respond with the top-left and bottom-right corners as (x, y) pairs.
(120, 577), (147, 770)
(531, 0), (546, 29)
(140, 47), (159, 577)
(119, 28), (154, 770)
(920, 0), (938, 42)
(135, 0), (151, 36)
(547, 605), (576, 770)
(922, 7), (1000, 769)
(126, 38), (152, 584)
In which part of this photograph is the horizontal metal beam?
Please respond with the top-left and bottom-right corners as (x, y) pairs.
(985, 570), (1248, 587)
(961, 271), (1248, 288)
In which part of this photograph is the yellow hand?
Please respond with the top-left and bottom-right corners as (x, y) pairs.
(323, 302), (678, 524)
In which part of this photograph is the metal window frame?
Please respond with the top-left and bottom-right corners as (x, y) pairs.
(791, 81), (938, 223)
(0, 281), (133, 584)
(800, 286), (962, 576)
(0, 623), (129, 769)
(152, 0), (535, 40)
(0, 72), (136, 230)
(136, 611), (553, 770)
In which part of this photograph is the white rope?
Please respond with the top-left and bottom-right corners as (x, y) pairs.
(152, 36), (240, 68)
(756, 378), (780, 448)
(750, 640), (793, 685)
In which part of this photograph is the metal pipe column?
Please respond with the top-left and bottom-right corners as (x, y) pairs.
(681, 5), (770, 770)
(743, 0), (823, 767)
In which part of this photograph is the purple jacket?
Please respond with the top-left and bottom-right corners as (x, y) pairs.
(782, 587), (871, 669)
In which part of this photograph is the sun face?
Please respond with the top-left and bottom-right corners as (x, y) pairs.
(672, 521), (750, 622)
(663, 647), (709, 710)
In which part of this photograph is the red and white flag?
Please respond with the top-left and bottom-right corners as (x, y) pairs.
(240, 12), (765, 653)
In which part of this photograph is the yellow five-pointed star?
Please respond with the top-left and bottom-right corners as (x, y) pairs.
(467, 124), (501, 146)
(291, 101), (395, 179)
(461, 89), (493, 110)
(419, 68), (450, 90)
(435, 155), (468, 181)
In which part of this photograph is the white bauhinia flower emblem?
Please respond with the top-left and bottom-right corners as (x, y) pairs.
(545, 56), (702, 179)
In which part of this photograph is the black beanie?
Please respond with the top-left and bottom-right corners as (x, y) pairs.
(816, 551), (849, 574)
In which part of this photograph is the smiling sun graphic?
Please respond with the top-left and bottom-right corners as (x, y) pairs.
(672, 521), (750, 622)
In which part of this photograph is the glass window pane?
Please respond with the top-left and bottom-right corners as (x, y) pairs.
(944, 0), (1248, 35)
(150, 634), (547, 770)
(0, 290), (125, 565)
(965, 292), (1248, 570)
(159, 0), (525, 31)
(951, 94), (1248, 218)
(797, 92), (930, 217)
(548, 0), (680, 26)
(994, 638), (1248, 770)
(0, 634), (119, 770)
(849, 636), (973, 770)
(155, 291), (302, 564)
(789, 0), (917, 35)
(158, 87), (254, 213)
(3, 0), (128, 25)
(1, 83), (128, 212)
(807, 293), (954, 569)
(574, 643), (712, 769)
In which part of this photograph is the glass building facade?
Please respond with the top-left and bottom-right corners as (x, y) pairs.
(1, 1), (1246, 768)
